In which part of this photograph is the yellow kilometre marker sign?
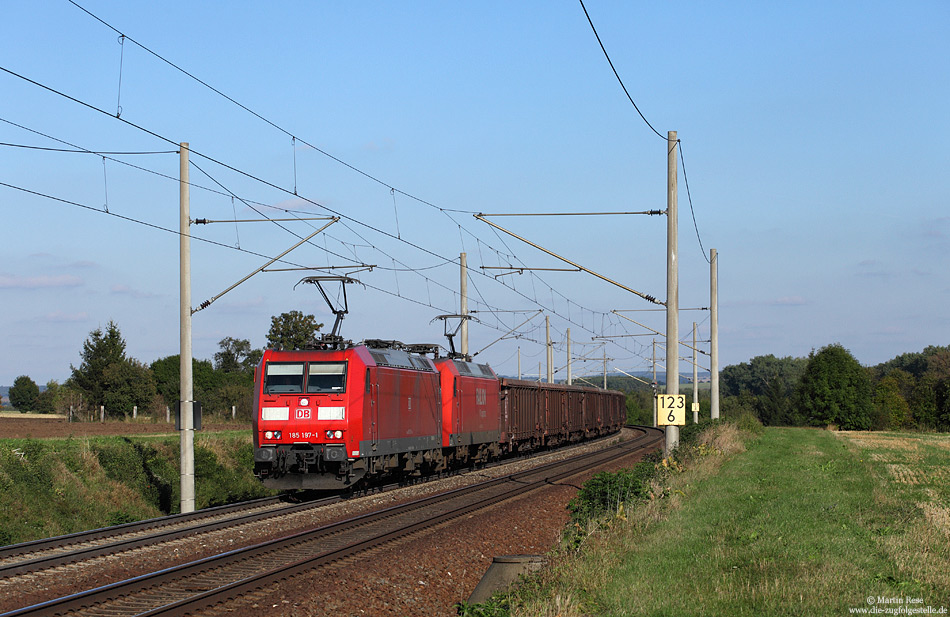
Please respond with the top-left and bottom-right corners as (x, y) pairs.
(657, 394), (686, 426)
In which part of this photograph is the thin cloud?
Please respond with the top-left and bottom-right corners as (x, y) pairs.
(856, 260), (891, 278)
(68, 260), (99, 269)
(363, 138), (395, 152)
(110, 284), (158, 299)
(41, 311), (89, 323)
(771, 296), (807, 306)
(0, 274), (83, 289)
(723, 296), (808, 308)
(870, 325), (905, 336)
(921, 217), (949, 239)
(856, 270), (892, 279)
(216, 295), (268, 313)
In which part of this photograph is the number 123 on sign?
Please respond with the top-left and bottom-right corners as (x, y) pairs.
(657, 394), (686, 426)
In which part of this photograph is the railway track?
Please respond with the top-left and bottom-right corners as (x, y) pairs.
(2, 426), (662, 617)
(0, 495), (344, 579)
(0, 428), (625, 583)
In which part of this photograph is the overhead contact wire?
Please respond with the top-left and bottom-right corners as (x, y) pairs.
(577, 0), (664, 140)
(0, 64), (637, 355)
(63, 1), (658, 346)
(65, 0), (624, 338)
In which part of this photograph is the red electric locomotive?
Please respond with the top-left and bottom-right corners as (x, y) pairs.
(433, 356), (502, 464)
(254, 277), (626, 490)
(253, 341), (444, 490)
(253, 341), (626, 490)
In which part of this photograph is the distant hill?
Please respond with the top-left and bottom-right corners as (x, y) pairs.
(492, 372), (712, 388)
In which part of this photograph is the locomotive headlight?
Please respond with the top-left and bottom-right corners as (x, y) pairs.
(299, 398), (309, 406)
(334, 430), (343, 439)
(265, 431), (273, 439)
(274, 431), (281, 439)
(325, 430), (333, 439)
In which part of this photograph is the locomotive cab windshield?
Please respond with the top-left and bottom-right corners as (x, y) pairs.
(263, 362), (305, 394)
(263, 361), (347, 394)
(307, 362), (347, 392)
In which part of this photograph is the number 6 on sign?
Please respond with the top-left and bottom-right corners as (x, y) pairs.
(656, 394), (686, 426)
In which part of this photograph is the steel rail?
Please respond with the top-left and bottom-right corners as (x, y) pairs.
(3, 427), (661, 617)
(0, 495), (341, 578)
(0, 429), (628, 581)
(0, 496), (279, 562)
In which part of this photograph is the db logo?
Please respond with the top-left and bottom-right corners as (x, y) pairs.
(295, 408), (312, 420)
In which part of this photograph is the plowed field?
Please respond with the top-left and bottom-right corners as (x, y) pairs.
(0, 414), (248, 439)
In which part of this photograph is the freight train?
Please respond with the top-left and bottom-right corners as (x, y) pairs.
(252, 339), (626, 490)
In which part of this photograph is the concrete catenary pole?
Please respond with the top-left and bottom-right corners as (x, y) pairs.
(603, 347), (607, 390)
(518, 347), (522, 380)
(652, 338), (657, 427)
(665, 130), (679, 455)
(693, 321), (698, 424)
(546, 315), (553, 383)
(460, 252), (469, 358)
(180, 142), (195, 513)
(566, 328), (572, 385)
(710, 248), (720, 419)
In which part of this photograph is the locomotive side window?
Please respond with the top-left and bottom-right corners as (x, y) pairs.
(307, 362), (347, 393)
(264, 363), (305, 394)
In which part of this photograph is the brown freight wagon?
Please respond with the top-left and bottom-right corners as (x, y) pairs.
(498, 378), (625, 452)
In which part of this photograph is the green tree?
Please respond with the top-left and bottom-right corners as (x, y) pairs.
(872, 374), (912, 430)
(910, 374), (939, 429)
(33, 380), (62, 414)
(721, 354), (807, 425)
(207, 337), (259, 420)
(214, 337), (250, 373)
(204, 377), (254, 420)
(875, 345), (950, 380)
(69, 321), (127, 409)
(874, 350), (929, 380)
(9, 375), (40, 412)
(625, 391), (653, 425)
(245, 348), (263, 371)
(936, 380), (950, 431)
(150, 355), (220, 409)
(266, 311), (322, 350)
(797, 343), (873, 430)
(101, 359), (157, 416)
(924, 350), (950, 431)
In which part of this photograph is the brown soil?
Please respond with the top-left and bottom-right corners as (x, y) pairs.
(0, 416), (248, 439)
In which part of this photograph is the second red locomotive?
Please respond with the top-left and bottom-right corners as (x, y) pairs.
(253, 340), (625, 490)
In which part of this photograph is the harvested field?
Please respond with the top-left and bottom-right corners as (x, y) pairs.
(0, 414), (248, 439)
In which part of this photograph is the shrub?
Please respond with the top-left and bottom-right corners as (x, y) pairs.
(567, 463), (656, 527)
(797, 344), (873, 430)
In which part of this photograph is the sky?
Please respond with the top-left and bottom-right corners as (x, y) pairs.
(1, 1), (948, 387)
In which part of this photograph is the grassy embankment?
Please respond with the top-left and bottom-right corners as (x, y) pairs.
(0, 431), (272, 545)
(487, 423), (949, 616)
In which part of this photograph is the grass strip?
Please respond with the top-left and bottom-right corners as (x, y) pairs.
(0, 432), (272, 545)
(507, 426), (949, 616)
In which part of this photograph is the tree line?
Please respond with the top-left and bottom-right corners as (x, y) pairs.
(5, 311), (322, 421)
(8, 326), (947, 432)
(721, 343), (950, 431)
(534, 343), (950, 433)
